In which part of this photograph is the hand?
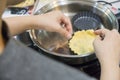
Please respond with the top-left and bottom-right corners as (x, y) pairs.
(93, 29), (120, 64)
(32, 11), (73, 39)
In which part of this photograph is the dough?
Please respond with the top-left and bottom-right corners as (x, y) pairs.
(69, 30), (96, 55)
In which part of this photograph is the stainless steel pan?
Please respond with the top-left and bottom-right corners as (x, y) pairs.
(29, 0), (119, 65)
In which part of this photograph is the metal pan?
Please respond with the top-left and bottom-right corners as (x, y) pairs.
(29, 0), (119, 65)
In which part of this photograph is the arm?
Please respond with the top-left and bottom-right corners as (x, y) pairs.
(3, 11), (72, 39)
(93, 29), (120, 80)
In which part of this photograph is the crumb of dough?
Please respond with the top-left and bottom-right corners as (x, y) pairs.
(69, 29), (96, 55)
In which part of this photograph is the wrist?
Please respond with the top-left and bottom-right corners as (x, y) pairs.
(100, 62), (120, 80)
(28, 15), (44, 30)
(21, 15), (36, 30)
(100, 60), (119, 67)
(100, 59), (119, 69)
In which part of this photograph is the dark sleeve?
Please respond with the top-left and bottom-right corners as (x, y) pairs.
(0, 39), (96, 80)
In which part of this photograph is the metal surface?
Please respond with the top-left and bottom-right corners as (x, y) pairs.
(14, 31), (33, 46)
(71, 11), (104, 30)
(29, 0), (119, 65)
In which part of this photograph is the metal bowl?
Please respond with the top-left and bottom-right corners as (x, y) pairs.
(29, 0), (119, 65)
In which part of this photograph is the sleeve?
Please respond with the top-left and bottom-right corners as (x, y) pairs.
(0, 39), (97, 80)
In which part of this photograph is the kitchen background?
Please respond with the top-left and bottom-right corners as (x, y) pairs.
(2, 0), (120, 80)
(2, 0), (120, 17)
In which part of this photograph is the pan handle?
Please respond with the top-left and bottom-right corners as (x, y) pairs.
(97, 1), (112, 6)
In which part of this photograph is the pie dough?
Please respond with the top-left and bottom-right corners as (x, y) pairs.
(69, 30), (96, 55)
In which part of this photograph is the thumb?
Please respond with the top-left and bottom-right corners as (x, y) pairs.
(58, 27), (72, 39)
(93, 36), (102, 46)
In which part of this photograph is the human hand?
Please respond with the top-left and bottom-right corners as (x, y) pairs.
(32, 11), (73, 39)
(93, 29), (120, 65)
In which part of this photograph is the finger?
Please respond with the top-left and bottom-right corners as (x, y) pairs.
(58, 27), (71, 39)
(94, 28), (109, 35)
(111, 29), (120, 38)
(94, 35), (102, 43)
(95, 29), (111, 39)
(61, 15), (73, 35)
(93, 36), (102, 47)
(111, 29), (119, 33)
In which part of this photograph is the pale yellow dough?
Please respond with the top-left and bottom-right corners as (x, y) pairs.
(69, 30), (96, 55)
